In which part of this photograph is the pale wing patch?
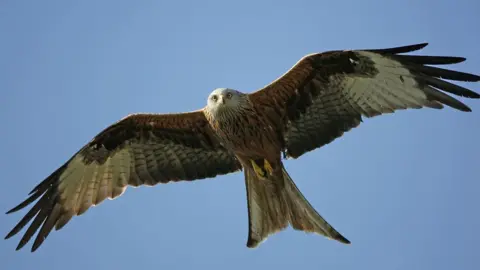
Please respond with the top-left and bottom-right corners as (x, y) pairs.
(57, 147), (132, 219)
(344, 52), (429, 117)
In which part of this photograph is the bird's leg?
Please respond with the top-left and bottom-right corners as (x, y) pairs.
(251, 159), (267, 179)
(250, 159), (275, 180)
(263, 159), (274, 176)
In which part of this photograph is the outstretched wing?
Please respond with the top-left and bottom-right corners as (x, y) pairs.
(5, 111), (242, 252)
(249, 43), (480, 158)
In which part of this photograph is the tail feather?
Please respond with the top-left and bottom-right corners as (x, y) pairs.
(244, 166), (349, 248)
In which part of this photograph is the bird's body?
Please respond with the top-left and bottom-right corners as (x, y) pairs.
(202, 88), (348, 246)
(204, 88), (282, 169)
(205, 89), (272, 158)
(5, 43), (480, 252)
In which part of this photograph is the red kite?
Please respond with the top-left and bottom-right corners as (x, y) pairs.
(5, 43), (479, 252)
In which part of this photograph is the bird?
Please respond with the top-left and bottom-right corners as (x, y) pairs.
(5, 42), (480, 252)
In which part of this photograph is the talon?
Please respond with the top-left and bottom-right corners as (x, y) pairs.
(251, 160), (267, 179)
(263, 159), (273, 176)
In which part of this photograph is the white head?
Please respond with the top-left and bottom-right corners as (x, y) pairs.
(206, 88), (248, 117)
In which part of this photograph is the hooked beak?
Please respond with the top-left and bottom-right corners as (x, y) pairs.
(220, 96), (226, 105)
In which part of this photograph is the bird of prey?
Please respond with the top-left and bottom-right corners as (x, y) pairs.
(5, 43), (479, 252)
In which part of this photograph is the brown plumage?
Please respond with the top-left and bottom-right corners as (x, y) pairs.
(5, 43), (479, 252)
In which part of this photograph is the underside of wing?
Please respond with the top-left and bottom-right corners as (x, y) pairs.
(5, 111), (242, 252)
(249, 43), (479, 159)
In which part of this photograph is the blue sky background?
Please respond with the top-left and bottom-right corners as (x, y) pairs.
(1, 0), (479, 269)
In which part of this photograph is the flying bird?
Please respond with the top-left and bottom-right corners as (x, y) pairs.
(5, 43), (480, 252)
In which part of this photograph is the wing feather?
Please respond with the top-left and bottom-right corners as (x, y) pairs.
(249, 43), (479, 158)
(5, 110), (242, 252)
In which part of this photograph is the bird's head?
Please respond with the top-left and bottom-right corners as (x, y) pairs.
(206, 88), (248, 117)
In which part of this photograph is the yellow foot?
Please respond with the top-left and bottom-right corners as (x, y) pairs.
(251, 159), (267, 179)
(263, 159), (274, 176)
(250, 159), (274, 179)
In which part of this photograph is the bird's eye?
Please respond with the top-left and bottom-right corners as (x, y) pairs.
(212, 95), (218, 101)
(226, 92), (233, 99)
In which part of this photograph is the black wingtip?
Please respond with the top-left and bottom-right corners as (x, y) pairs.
(470, 92), (480, 99)
(31, 242), (41, 252)
(367, 43), (429, 54)
(6, 203), (24, 214)
(5, 232), (13, 240)
(456, 103), (473, 112)
(15, 239), (27, 251)
(335, 233), (351, 244)
(5, 191), (43, 215)
(7, 205), (24, 215)
(410, 42), (429, 51)
(431, 56), (466, 64)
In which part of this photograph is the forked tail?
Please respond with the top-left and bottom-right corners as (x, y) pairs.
(244, 166), (350, 247)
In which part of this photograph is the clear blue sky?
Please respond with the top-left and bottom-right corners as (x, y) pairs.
(1, 0), (479, 269)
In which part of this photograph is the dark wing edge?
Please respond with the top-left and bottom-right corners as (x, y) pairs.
(248, 43), (479, 158)
(5, 111), (242, 252)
